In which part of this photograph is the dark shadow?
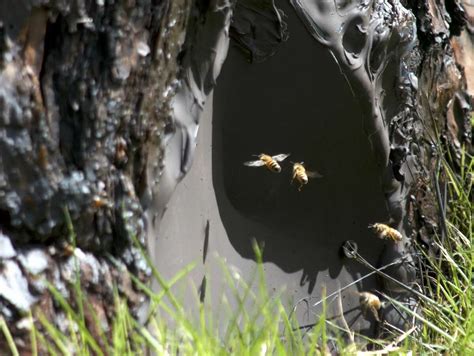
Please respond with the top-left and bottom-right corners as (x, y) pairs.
(212, 2), (389, 335)
(203, 219), (210, 263)
(198, 275), (207, 303)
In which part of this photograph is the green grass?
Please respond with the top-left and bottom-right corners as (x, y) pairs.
(412, 147), (473, 353)
(1, 153), (472, 355)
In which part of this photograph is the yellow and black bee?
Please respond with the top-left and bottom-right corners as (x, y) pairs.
(291, 162), (322, 191)
(368, 223), (402, 242)
(243, 153), (290, 173)
(358, 291), (382, 322)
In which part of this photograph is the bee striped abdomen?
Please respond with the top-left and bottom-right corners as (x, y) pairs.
(259, 154), (279, 173)
(369, 223), (402, 242)
(268, 160), (280, 172)
(298, 172), (308, 183)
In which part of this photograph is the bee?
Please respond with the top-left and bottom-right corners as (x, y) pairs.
(243, 153), (290, 173)
(92, 195), (108, 208)
(62, 243), (75, 257)
(56, 241), (75, 257)
(291, 162), (322, 191)
(115, 137), (128, 165)
(358, 291), (382, 322)
(368, 223), (402, 242)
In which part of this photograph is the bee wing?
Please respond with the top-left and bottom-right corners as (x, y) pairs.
(306, 170), (323, 178)
(243, 159), (265, 167)
(272, 153), (290, 162)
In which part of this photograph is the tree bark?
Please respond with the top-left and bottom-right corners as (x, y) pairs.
(0, 0), (195, 351)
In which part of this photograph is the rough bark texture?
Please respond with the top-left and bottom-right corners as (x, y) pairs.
(0, 0), (193, 352)
(0, 0), (471, 351)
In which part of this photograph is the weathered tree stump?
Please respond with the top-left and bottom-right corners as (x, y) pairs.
(0, 0), (471, 352)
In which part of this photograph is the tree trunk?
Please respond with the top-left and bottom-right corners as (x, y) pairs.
(0, 0), (471, 351)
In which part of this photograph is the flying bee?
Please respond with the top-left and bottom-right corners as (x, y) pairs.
(243, 153), (290, 173)
(291, 162), (322, 191)
(358, 291), (382, 322)
(368, 223), (402, 242)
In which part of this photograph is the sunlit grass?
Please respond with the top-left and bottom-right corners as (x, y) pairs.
(412, 147), (473, 353)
